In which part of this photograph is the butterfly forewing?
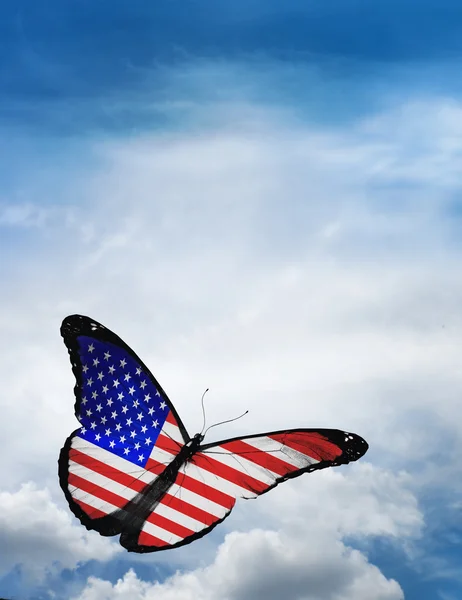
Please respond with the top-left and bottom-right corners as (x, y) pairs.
(197, 429), (368, 498)
(59, 315), (189, 534)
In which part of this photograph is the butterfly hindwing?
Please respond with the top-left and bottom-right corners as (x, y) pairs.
(58, 314), (190, 536)
(122, 428), (368, 552)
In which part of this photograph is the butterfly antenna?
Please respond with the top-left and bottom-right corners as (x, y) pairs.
(200, 388), (209, 435)
(203, 410), (249, 438)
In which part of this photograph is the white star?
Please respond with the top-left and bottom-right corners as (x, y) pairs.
(118, 392), (124, 401)
(130, 430), (136, 438)
(133, 400), (139, 408)
(120, 435), (126, 443)
(108, 365), (115, 374)
(90, 421), (97, 429)
(121, 405), (128, 414)
(95, 433), (101, 442)
(120, 358), (127, 368)
(144, 393), (151, 402)
(145, 437), (152, 445)
(82, 365), (89, 373)
(81, 396), (88, 405)
(113, 379), (120, 388)
(136, 367), (142, 375)
(124, 374), (132, 382)
(148, 407), (155, 416)
(87, 378), (93, 387)
(156, 391), (161, 397)
(134, 442), (140, 450)
(101, 416), (107, 424)
(111, 411), (118, 419)
(86, 409), (92, 417)
(128, 386), (135, 396)
(88, 343), (94, 353)
(92, 391), (98, 399)
(115, 423), (122, 432)
(126, 418), (133, 426)
(109, 440), (115, 448)
(159, 401), (166, 410)
(107, 398), (113, 407)
(81, 427), (87, 435)
(137, 412), (144, 421)
(97, 371), (104, 381)
(96, 404), (102, 412)
(141, 425), (147, 433)
(152, 420), (159, 428)
(102, 385), (109, 394)
(138, 454), (144, 462)
(104, 351), (111, 361)
(93, 357), (99, 367)
(105, 428), (111, 436)
(140, 380), (147, 389)
(124, 448), (130, 455)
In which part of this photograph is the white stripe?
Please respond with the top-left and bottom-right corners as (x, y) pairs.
(161, 419), (185, 444)
(237, 436), (320, 468)
(200, 447), (277, 485)
(164, 482), (227, 518)
(142, 519), (182, 545)
(183, 460), (258, 499)
(69, 460), (139, 502)
(71, 436), (157, 480)
(70, 487), (117, 515)
(154, 501), (205, 533)
(149, 444), (177, 464)
(70, 460), (208, 533)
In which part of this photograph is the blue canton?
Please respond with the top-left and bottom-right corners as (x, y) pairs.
(76, 336), (169, 467)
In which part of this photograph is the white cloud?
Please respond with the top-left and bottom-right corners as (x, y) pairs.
(1, 86), (461, 592)
(0, 483), (121, 578)
(73, 463), (419, 600)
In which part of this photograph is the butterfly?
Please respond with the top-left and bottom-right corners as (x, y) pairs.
(59, 315), (369, 553)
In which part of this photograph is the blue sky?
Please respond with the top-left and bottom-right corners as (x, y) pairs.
(2, 2), (462, 599)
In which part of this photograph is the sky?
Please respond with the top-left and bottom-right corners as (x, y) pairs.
(1, 1), (462, 599)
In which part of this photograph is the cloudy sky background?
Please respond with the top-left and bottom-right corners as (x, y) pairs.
(2, 1), (462, 598)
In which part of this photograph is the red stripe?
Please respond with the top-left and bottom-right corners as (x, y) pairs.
(192, 453), (268, 494)
(160, 493), (218, 527)
(220, 439), (295, 476)
(146, 511), (194, 539)
(155, 433), (181, 454)
(269, 432), (342, 461)
(69, 473), (126, 510)
(74, 499), (106, 519)
(71, 446), (234, 512)
(165, 411), (177, 425)
(175, 468), (235, 509)
(138, 530), (168, 547)
(70, 472), (197, 542)
(69, 460), (219, 537)
(145, 457), (235, 510)
(70, 448), (149, 493)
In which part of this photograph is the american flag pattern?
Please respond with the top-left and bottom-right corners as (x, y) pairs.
(59, 315), (369, 553)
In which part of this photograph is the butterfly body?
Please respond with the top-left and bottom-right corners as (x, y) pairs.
(59, 315), (368, 553)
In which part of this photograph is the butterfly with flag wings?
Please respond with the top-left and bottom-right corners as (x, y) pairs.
(59, 315), (368, 553)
